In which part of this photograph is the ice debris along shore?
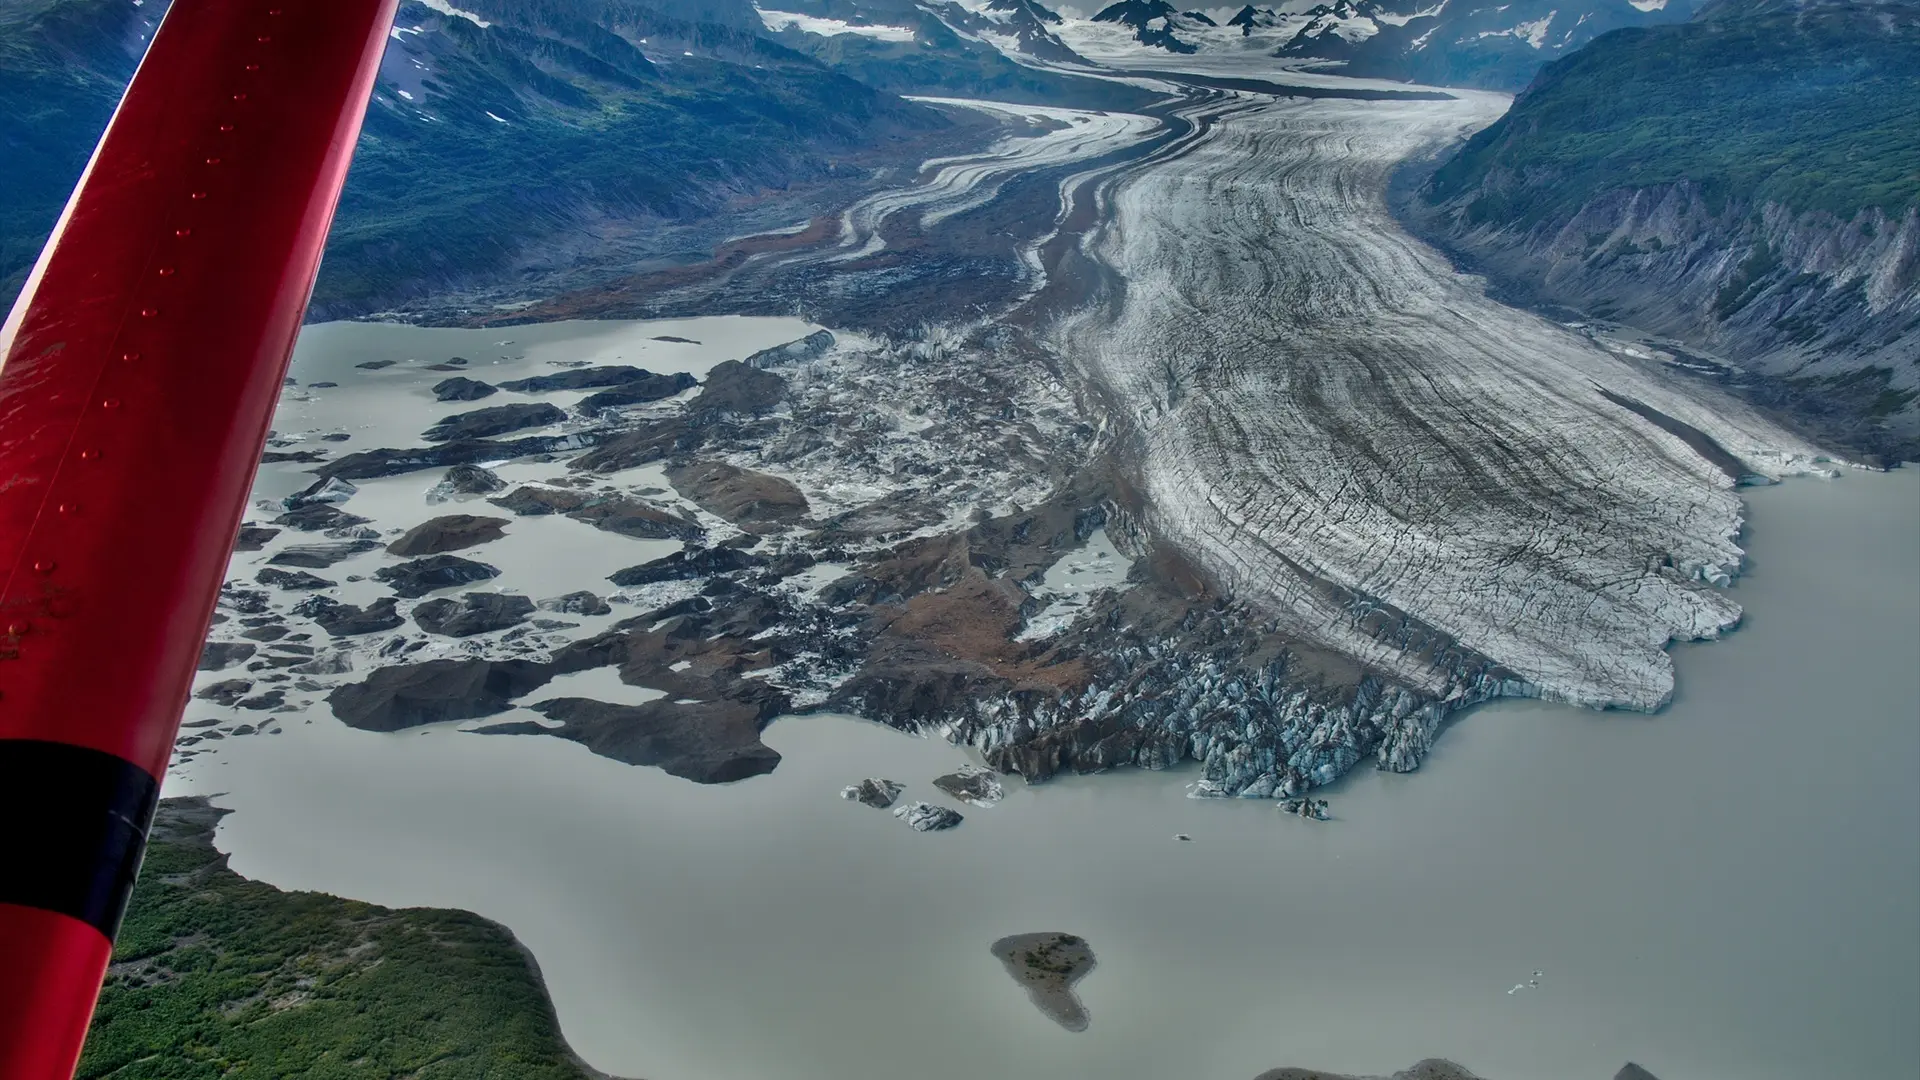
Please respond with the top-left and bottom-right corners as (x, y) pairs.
(990, 932), (1096, 1032)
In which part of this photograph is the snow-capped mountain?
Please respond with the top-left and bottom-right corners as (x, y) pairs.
(1226, 4), (1296, 33)
(941, 0), (1090, 62)
(1090, 1), (1222, 52)
(753, 1), (1094, 64)
(1274, 0), (1702, 88)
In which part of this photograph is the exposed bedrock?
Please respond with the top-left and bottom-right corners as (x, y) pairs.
(412, 593), (536, 638)
(665, 461), (809, 532)
(1251, 1064), (1659, 1080)
(374, 555), (502, 599)
(386, 514), (510, 556)
(1055, 94), (1828, 719)
(488, 485), (701, 542)
(423, 402), (566, 443)
(577, 372), (697, 411)
(432, 376), (496, 402)
(326, 587), (808, 780)
(1252, 1063), (1484, 1080)
(328, 657), (557, 731)
(516, 696), (782, 784)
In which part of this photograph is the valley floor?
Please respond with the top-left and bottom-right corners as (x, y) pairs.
(138, 54), (1915, 1080)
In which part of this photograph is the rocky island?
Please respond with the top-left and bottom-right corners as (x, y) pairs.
(991, 932), (1097, 1032)
(1251, 1065), (1661, 1080)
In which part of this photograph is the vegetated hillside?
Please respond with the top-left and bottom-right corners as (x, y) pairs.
(321, 0), (950, 315)
(0, 0), (958, 318)
(1410, 0), (1920, 459)
(1273, 0), (1701, 91)
(80, 798), (601, 1080)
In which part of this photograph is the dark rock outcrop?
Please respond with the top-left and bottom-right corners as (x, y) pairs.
(688, 360), (786, 415)
(744, 329), (834, 369)
(272, 503), (372, 532)
(281, 475), (358, 510)
(267, 541), (379, 568)
(563, 417), (701, 472)
(233, 525), (281, 551)
(317, 434), (593, 481)
(196, 679), (254, 706)
(374, 555), (501, 598)
(297, 596), (407, 638)
(328, 657), (557, 731)
(499, 365), (652, 392)
(514, 696), (783, 784)
(665, 461), (809, 531)
(412, 593), (536, 637)
(218, 585), (270, 615)
(198, 642), (256, 671)
(1253, 1062), (1486, 1080)
(489, 486), (701, 541)
(608, 546), (760, 587)
(386, 514), (510, 556)
(576, 371), (698, 411)
(423, 402), (566, 443)
(438, 463), (507, 495)
(255, 568), (335, 591)
(433, 376), (497, 402)
(538, 591), (612, 616)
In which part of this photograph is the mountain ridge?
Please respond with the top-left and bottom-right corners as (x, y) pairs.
(1406, 0), (1920, 458)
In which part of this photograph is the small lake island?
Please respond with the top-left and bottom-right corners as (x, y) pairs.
(991, 932), (1096, 1032)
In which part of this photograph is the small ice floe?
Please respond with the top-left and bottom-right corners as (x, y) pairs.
(1278, 797), (1331, 821)
(893, 801), (962, 832)
(841, 778), (903, 808)
(1508, 970), (1545, 994)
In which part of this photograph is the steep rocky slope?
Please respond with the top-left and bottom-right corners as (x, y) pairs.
(0, 0), (963, 317)
(1408, 0), (1920, 459)
(757, 0), (1159, 108)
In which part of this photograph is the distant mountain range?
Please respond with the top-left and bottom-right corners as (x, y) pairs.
(1072, 0), (1701, 87)
(0, 0), (1146, 318)
(751, 1), (1154, 103)
(1410, 0), (1920, 457)
(1272, 1), (1704, 88)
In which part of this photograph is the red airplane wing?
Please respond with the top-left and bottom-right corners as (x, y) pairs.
(0, 2), (398, 1075)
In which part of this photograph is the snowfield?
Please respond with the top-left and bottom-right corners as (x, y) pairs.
(756, 8), (918, 42)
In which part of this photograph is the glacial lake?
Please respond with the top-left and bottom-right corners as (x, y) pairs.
(170, 327), (1918, 1080)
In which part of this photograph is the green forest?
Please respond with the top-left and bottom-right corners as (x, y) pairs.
(80, 799), (599, 1080)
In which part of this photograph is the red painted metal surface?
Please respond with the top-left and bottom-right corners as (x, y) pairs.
(0, 905), (115, 1080)
(0, 1), (397, 1075)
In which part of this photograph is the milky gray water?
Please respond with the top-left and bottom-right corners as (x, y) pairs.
(169, 447), (1920, 1080)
